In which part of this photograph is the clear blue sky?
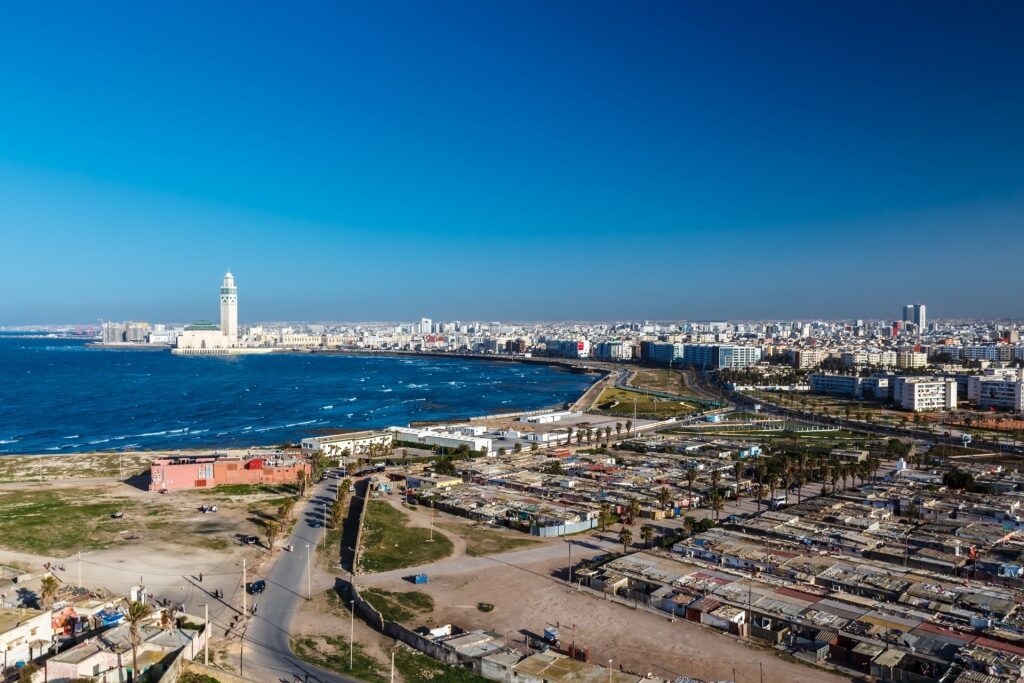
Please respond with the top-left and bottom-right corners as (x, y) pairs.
(1, 1), (1022, 324)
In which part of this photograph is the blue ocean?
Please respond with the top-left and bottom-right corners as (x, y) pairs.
(0, 336), (595, 455)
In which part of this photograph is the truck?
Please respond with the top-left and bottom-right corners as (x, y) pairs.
(412, 573), (429, 584)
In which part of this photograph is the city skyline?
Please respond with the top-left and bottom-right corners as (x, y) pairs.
(2, 2), (1024, 324)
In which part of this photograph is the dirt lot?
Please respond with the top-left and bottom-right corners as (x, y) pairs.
(0, 448), (252, 483)
(358, 505), (848, 683)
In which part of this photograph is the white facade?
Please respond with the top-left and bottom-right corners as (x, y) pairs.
(219, 271), (238, 340)
(0, 607), (53, 667)
(301, 430), (395, 459)
(389, 426), (492, 454)
(972, 378), (1024, 411)
(896, 378), (957, 412)
(896, 351), (927, 369)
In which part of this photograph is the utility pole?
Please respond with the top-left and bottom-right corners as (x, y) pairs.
(77, 551), (82, 589)
(322, 504), (327, 549)
(204, 604), (210, 665)
(239, 634), (244, 678)
(390, 650), (395, 683)
(306, 545), (311, 600)
(567, 539), (572, 588)
(242, 559), (247, 616)
(349, 599), (355, 671)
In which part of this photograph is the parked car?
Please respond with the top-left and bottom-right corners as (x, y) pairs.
(246, 580), (266, 595)
(241, 535), (259, 545)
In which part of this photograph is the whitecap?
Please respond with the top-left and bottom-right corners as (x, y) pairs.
(88, 439), (110, 445)
(286, 420), (316, 427)
(346, 397), (357, 402)
(379, 388), (392, 393)
(137, 431), (167, 437)
(63, 434), (80, 439)
(0, 439), (19, 445)
(321, 405), (334, 410)
(345, 413), (354, 418)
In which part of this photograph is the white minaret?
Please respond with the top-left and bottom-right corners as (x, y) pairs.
(220, 271), (238, 341)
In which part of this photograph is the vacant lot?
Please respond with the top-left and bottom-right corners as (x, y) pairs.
(0, 480), (296, 556)
(360, 500), (454, 573)
(437, 522), (540, 557)
(0, 488), (133, 553)
(595, 387), (698, 419)
(361, 587), (434, 623)
(292, 635), (387, 683)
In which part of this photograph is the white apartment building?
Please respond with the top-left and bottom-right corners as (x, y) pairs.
(301, 430), (395, 459)
(971, 378), (1024, 411)
(896, 377), (957, 412)
(593, 341), (633, 361)
(896, 351), (928, 369)
(967, 368), (1023, 403)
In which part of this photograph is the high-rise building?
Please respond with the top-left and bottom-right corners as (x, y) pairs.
(220, 272), (238, 340)
(420, 318), (433, 334)
(902, 303), (926, 333)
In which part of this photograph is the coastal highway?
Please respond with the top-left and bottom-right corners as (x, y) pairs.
(242, 477), (360, 683)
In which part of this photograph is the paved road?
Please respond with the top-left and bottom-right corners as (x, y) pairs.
(242, 478), (362, 683)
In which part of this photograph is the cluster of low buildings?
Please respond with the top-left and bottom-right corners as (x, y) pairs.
(579, 458), (1024, 682)
(148, 451), (311, 492)
(0, 573), (206, 683)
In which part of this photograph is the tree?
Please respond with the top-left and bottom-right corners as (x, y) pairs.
(265, 520), (281, 550)
(618, 527), (633, 554)
(513, 442), (522, 454)
(39, 574), (59, 609)
(625, 419), (633, 436)
(710, 494), (725, 521)
(732, 460), (744, 502)
(682, 515), (696, 536)
(126, 600), (154, 678)
(598, 502), (612, 532)
(640, 524), (655, 548)
(685, 468), (697, 509)
(615, 422), (623, 440)
(656, 487), (673, 511)
(498, 447), (507, 457)
(17, 663), (39, 683)
(434, 458), (456, 476)
(627, 497), (641, 526)
(543, 461), (564, 475)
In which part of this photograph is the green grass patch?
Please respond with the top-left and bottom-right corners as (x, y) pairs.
(0, 489), (132, 554)
(362, 588), (434, 623)
(394, 649), (489, 683)
(178, 672), (222, 683)
(436, 522), (540, 557)
(360, 500), (453, 572)
(292, 635), (386, 683)
(594, 387), (699, 419)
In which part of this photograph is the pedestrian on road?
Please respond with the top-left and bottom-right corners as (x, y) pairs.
(198, 572), (203, 582)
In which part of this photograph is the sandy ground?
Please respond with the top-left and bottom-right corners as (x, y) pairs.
(357, 503), (849, 683)
(0, 448), (255, 482)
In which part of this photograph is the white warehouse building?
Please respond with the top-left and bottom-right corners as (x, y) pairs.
(894, 377), (957, 412)
(389, 426), (493, 455)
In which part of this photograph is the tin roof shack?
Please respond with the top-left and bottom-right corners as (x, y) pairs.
(510, 650), (652, 683)
(0, 607), (53, 667)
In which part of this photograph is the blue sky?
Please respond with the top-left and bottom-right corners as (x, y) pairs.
(1, 1), (1022, 324)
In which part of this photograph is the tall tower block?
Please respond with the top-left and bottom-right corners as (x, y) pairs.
(220, 272), (238, 340)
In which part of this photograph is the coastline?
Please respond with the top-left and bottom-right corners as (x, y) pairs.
(2, 346), (609, 459)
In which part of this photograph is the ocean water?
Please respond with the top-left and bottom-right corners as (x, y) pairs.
(0, 336), (596, 455)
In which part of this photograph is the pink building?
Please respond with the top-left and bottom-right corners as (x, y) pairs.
(149, 453), (311, 491)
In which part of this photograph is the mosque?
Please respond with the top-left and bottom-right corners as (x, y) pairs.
(172, 272), (273, 356)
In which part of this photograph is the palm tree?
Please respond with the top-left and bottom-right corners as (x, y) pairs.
(732, 460), (744, 502)
(753, 464), (764, 514)
(656, 487), (673, 511)
(794, 472), (806, 503)
(598, 502), (612, 533)
(829, 466), (839, 495)
(685, 468), (697, 510)
(710, 494), (724, 521)
(625, 419), (633, 436)
(615, 422), (623, 440)
(39, 574), (59, 609)
(126, 600), (154, 678)
(565, 427), (573, 445)
(640, 524), (655, 548)
(618, 527), (633, 554)
(682, 515), (696, 536)
(265, 519), (281, 551)
(627, 497), (641, 526)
